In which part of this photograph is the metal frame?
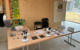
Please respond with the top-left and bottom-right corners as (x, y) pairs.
(22, 33), (79, 50)
(37, 43), (40, 50)
(22, 43), (40, 50)
(64, 34), (75, 47)
(22, 46), (29, 50)
(27, 46), (29, 50)
(22, 47), (24, 50)
(66, 35), (80, 43)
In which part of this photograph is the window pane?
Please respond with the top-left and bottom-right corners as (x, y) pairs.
(66, 2), (72, 12)
(72, 0), (80, 14)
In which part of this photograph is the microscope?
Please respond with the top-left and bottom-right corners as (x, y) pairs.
(22, 29), (29, 42)
(45, 28), (52, 37)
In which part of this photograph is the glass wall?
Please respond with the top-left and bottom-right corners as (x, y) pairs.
(64, 0), (80, 23)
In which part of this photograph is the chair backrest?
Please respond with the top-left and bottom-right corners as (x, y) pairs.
(34, 22), (42, 30)
(42, 18), (49, 28)
(42, 18), (48, 22)
(34, 22), (42, 25)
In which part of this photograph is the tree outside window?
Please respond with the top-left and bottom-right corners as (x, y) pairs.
(72, 0), (80, 14)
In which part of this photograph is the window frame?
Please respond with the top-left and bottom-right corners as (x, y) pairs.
(66, 1), (73, 12)
(72, 0), (80, 14)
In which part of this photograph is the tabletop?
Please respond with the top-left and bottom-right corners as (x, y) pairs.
(7, 25), (80, 50)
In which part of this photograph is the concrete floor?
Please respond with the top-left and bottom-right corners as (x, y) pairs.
(0, 21), (80, 50)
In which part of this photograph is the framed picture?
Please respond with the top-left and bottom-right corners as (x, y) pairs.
(4, 20), (12, 27)
(4, 19), (25, 27)
(57, 1), (63, 12)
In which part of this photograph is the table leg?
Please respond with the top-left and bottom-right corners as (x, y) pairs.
(37, 43), (40, 50)
(64, 34), (75, 47)
(27, 46), (29, 50)
(68, 35), (70, 42)
(22, 47), (24, 50)
(70, 34), (72, 44)
(68, 35), (80, 43)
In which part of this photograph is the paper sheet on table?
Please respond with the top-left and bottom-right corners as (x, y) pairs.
(60, 32), (64, 35)
(34, 32), (38, 35)
(60, 32), (68, 34)
(51, 32), (56, 34)
(36, 30), (44, 34)
(53, 34), (58, 36)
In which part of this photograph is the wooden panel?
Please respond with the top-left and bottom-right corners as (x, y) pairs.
(18, 0), (25, 19)
(5, 0), (62, 30)
(53, 22), (61, 27)
(24, 0), (62, 30)
(5, 0), (10, 20)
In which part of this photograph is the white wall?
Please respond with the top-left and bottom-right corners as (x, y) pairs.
(0, 27), (7, 42)
(53, 1), (66, 23)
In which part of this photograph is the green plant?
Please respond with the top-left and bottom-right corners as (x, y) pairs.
(76, 0), (79, 8)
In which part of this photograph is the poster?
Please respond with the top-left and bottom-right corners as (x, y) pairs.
(12, 19), (25, 27)
(9, 0), (20, 19)
(4, 19), (25, 27)
(4, 20), (12, 27)
(57, 1), (63, 12)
